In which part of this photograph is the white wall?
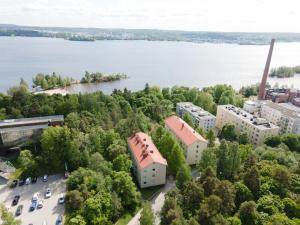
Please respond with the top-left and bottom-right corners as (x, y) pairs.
(186, 140), (208, 165)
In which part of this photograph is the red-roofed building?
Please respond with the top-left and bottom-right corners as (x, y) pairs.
(127, 132), (167, 188)
(165, 115), (208, 165)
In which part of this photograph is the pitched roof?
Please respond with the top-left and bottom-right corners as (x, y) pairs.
(165, 115), (207, 146)
(127, 132), (167, 169)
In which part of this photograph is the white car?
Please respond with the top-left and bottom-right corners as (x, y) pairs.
(32, 192), (40, 202)
(42, 175), (48, 182)
(45, 188), (51, 198)
(58, 194), (64, 204)
(37, 199), (43, 209)
(25, 177), (31, 185)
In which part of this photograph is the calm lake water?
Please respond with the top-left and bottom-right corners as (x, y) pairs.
(1, 36), (300, 94)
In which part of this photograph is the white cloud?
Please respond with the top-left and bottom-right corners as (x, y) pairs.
(0, 0), (299, 32)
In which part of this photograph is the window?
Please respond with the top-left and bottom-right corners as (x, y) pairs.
(144, 182), (147, 184)
(197, 145), (199, 148)
(152, 174), (155, 177)
(152, 168), (155, 171)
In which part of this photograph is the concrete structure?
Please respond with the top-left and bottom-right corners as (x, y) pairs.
(260, 101), (300, 134)
(0, 115), (64, 148)
(258, 39), (275, 100)
(243, 100), (260, 114)
(264, 88), (300, 103)
(164, 115), (208, 165)
(128, 132), (167, 188)
(216, 105), (279, 146)
(176, 102), (216, 131)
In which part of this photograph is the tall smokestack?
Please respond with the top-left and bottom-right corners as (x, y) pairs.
(258, 39), (275, 100)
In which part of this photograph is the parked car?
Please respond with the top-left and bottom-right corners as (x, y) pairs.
(25, 177), (31, 185)
(18, 178), (26, 186)
(45, 188), (51, 198)
(32, 177), (38, 183)
(58, 194), (64, 204)
(12, 195), (20, 206)
(56, 215), (63, 225)
(10, 180), (18, 188)
(42, 175), (48, 182)
(32, 192), (40, 202)
(29, 200), (37, 211)
(15, 205), (23, 216)
(37, 199), (43, 209)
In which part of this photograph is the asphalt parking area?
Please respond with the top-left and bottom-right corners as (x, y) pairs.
(0, 174), (66, 225)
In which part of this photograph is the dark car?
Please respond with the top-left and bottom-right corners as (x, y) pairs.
(32, 177), (38, 183)
(29, 200), (37, 211)
(12, 195), (20, 206)
(56, 215), (63, 225)
(15, 205), (23, 216)
(18, 178), (25, 186)
(10, 180), (18, 188)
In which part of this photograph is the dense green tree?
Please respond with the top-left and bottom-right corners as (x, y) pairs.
(181, 181), (204, 216)
(198, 147), (217, 172)
(176, 165), (192, 189)
(68, 215), (87, 225)
(265, 135), (282, 147)
(182, 112), (194, 127)
(219, 124), (237, 141)
(237, 201), (259, 225)
(257, 194), (284, 215)
(140, 202), (154, 225)
(65, 190), (84, 212)
(112, 154), (132, 172)
(238, 133), (249, 145)
(234, 182), (253, 208)
(244, 166), (261, 198)
(283, 198), (300, 219)
(206, 129), (216, 147)
(214, 180), (236, 215)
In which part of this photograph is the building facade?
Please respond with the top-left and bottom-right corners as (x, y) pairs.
(164, 115), (208, 165)
(260, 101), (300, 135)
(0, 115), (64, 148)
(176, 102), (216, 131)
(216, 105), (279, 146)
(127, 132), (167, 188)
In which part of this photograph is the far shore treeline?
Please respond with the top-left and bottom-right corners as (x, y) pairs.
(270, 65), (300, 78)
(32, 71), (128, 90)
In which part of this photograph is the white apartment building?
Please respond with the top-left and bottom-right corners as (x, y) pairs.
(127, 132), (167, 188)
(165, 115), (208, 165)
(216, 105), (279, 146)
(176, 102), (216, 131)
(260, 101), (300, 135)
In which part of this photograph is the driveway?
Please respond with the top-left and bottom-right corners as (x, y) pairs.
(0, 174), (66, 225)
(128, 169), (199, 225)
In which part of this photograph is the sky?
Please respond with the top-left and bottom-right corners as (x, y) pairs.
(0, 0), (300, 32)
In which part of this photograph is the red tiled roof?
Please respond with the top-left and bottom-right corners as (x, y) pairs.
(165, 115), (207, 146)
(127, 132), (167, 170)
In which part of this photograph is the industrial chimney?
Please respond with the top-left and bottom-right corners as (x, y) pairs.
(258, 39), (275, 100)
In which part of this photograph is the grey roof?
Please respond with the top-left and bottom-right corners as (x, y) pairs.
(177, 102), (215, 119)
(0, 115), (64, 129)
(262, 101), (300, 119)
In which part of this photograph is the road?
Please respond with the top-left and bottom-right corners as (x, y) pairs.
(128, 169), (199, 225)
(0, 174), (66, 225)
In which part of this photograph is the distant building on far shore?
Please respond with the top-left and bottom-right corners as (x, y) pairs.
(0, 115), (64, 148)
(216, 105), (279, 146)
(127, 132), (167, 188)
(165, 115), (208, 165)
(176, 102), (216, 131)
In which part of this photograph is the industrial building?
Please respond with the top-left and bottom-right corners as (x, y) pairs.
(165, 115), (208, 165)
(216, 105), (279, 146)
(0, 115), (64, 148)
(127, 132), (167, 188)
(176, 102), (216, 131)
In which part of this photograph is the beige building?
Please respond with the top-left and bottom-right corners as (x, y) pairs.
(260, 101), (300, 135)
(127, 132), (167, 188)
(165, 115), (208, 165)
(216, 105), (279, 146)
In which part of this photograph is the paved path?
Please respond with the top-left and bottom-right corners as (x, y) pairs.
(128, 169), (199, 225)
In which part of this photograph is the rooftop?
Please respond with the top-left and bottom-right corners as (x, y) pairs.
(262, 101), (300, 119)
(127, 132), (167, 170)
(220, 105), (279, 130)
(0, 115), (64, 129)
(177, 102), (215, 119)
(165, 115), (207, 146)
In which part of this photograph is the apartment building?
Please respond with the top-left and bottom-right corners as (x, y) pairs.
(164, 115), (208, 165)
(127, 132), (167, 188)
(216, 105), (279, 146)
(260, 101), (300, 135)
(176, 102), (216, 131)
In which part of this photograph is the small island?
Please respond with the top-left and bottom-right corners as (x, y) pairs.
(269, 65), (300, 78)
(67, 36), (95, 42)
(32, 71), (128, 91)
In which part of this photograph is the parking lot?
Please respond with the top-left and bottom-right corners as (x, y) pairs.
(0, 174), (66, 225)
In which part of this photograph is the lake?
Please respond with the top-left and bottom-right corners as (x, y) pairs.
(1, 36), (300, 94)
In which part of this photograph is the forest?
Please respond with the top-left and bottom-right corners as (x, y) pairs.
(269, 65), (300, 78)
(1, 80), (299, 225)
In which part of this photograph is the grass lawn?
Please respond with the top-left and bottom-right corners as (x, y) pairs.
(140, 185), (162, 200)
(115, 213), (134, 225)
